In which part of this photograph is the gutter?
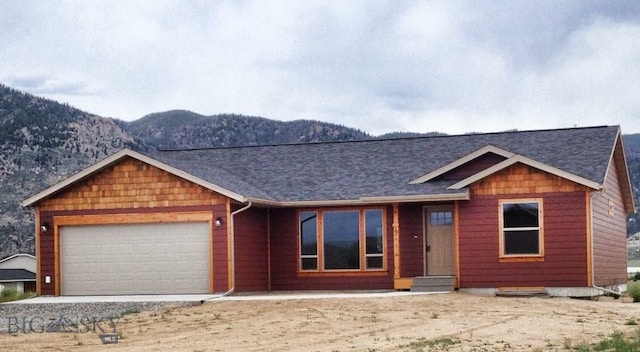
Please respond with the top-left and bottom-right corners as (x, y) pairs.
(245, 192), (470, 207)
(222, 201), (253, 296)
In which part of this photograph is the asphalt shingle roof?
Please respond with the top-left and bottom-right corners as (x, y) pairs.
(145, 126), (619, 203)
(0, 269), (35, 281)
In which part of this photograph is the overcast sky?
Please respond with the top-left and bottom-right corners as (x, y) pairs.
(1, 1), (639, 135)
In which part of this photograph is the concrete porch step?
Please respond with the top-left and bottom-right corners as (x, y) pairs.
(410, 276), (456, 293)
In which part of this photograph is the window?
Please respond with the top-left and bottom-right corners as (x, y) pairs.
(324, 210), (360, 270)
(500, 200), (543, 257)
(300, 212), (318, 270)
(430, 211), (452, 226)
(299, 209), (385, 272)
(365, 209), (384, 269)
(608, 199), (615, 216)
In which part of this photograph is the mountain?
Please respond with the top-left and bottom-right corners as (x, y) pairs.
(1, 84), (639, 258)
(0, 85), (370, 257)
(0, 85), (141, 257)
(624, 134), (640, 235)
(121, 110), (369, 149)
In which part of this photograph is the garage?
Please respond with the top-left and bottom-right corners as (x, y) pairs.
(60, 222), (211, 295)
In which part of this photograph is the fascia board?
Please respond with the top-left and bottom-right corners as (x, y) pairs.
(447, 155), (602, 190)
(607, 129), (636, 214)
(409, 145), (515, 184)
(22, 148), (247, 207)
(247, 191), (470, 207)
(357, 192), (470, 203)
(0, 254), (36, 263)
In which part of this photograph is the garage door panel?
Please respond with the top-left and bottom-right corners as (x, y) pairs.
(60, 222), (210, 295)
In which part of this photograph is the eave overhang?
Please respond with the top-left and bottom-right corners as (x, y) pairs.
(246, 191), (470, 207)
(607, 129), (636, 214)
(21, 148), (247, 207)
(0, 279), (36, 283)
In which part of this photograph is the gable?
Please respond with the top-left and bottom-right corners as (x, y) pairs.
(448, 154), (602, 191)
(470, 163), (588, 196)
(0, 254), (36, 272)
(37, 157), (229, 212)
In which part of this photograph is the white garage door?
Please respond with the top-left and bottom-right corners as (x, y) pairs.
(60, 222), (210, 295)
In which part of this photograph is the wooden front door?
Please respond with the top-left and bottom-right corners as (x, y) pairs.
(425, 205), (455, 276)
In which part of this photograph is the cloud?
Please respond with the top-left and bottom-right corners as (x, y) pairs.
(2, 73), (97, 96)
(0, 1), (639, 134)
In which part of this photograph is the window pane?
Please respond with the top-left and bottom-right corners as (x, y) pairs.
(504, 230), (539, 254)
(431, 211), (452, 226)
(365, 210), (383, 255)
(301, 257), (317, 270)
(503, 203), (538, 228)
(366, 256), (383, 269)
(300, 212), (317, 256)
(445, 211), (452, 224)
(324, 211), (360, 270)
(430, 212), (438, 225)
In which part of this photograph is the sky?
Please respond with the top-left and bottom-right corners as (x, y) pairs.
(1, 1), (640, 136)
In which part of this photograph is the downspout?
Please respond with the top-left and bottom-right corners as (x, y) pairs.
(223, 201), (253, 296)
(592, 285), (622, 297)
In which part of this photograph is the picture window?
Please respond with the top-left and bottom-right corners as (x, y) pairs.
(299, 208), (385, 272)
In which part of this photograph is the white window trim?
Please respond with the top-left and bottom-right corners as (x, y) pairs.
(498, 198), (544, 259)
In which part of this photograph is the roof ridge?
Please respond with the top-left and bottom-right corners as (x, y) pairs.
(156, 125), (617, 152)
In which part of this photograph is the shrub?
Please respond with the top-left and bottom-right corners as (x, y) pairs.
(633, 272), (640, 281)
(628, 281), (640, 302)
(593, 330), (640, 351)
(0, 288), (34, 303)
(574, 330), (640, 351)
(1, 288), (17, 298)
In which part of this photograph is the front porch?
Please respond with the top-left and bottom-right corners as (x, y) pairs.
(394, 276), (457, 292)
(392, 202), (458, 293)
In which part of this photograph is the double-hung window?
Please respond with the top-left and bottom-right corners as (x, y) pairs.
(299, 209), (385, 272)
(499, 199), (543, 258)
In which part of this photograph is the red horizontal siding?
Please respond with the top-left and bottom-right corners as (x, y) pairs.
(458, 192), (588, 288)
(233, 207), (269, 292)
(399, 204), (424, 277)
(592, 160), (628, 286)
(39, 213), (55, 296)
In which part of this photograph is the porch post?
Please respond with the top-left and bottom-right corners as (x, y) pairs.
(392, 202), (401, 280)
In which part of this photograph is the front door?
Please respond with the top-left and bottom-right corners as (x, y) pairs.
(425, 205), (455, 276)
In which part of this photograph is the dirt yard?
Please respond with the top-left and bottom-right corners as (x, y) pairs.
(2, 292), (640, 351)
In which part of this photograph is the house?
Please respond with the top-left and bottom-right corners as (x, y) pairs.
(21, 126), (635, 297)
(0, 254), (36, 293)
